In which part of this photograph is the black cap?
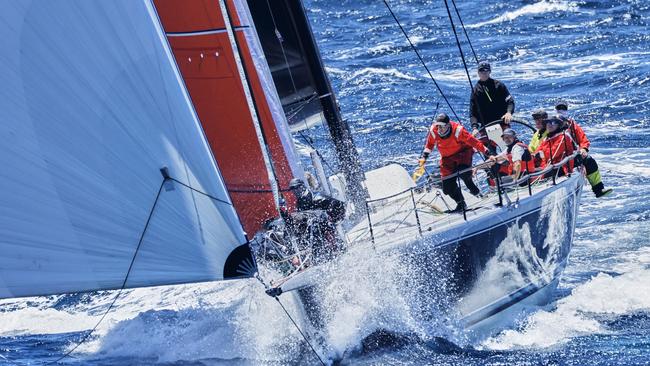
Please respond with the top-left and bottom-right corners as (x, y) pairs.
(531, 109), (548, 119)
(435, 113), (450, 124)
(555, 99), (569, 110)
(478, 61), (491, 72)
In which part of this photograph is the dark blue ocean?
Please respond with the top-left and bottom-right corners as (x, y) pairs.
(2, 0), (650, 365)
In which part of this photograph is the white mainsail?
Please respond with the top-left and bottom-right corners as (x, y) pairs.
(0, 0), (252, 299)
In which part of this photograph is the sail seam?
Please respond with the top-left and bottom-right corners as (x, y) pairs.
(166, 26), (249, 37)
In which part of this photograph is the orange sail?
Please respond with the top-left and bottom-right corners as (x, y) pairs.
(153, 0), (300, 235)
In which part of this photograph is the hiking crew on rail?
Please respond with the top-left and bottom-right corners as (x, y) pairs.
(554, 100), (611, 197)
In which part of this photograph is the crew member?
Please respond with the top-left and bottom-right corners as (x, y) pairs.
(287, 178), (346, 261)
(529, 109), (549, 153)
(469, 61), (515, 151)
(496, 128), (536, 181)
(555, 100), (612, 197)
(535, 117), (576, 176)
(288, 178), (345, 223)
(414, 113), (495, 212)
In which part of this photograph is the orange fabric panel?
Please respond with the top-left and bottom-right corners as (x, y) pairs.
(154, 0), (224, 32)
(225, 0), (242, 27)
(154, 0), (297, 235)
(234, 32), (295, 197)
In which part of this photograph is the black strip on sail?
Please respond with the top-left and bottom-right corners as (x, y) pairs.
(247, 0), (367, 213)
(247, 0), (324, 132)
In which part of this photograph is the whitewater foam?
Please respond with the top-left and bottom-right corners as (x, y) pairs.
(78, 282), (303, 363)
(349, 67), (418, 82)
(311, 246), (427, 359)
(469, 1), (580, 28)
(482, 247), (650, 350)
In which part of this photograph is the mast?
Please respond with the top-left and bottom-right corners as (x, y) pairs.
(282, 0), (368, 212)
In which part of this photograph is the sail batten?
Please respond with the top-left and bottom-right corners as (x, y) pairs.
(0, 0), (253, 299)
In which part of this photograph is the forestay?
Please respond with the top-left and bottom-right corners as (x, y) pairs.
(0, 0), (253, 299)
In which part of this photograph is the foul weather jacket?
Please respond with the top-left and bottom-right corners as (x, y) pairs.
(423, 121), (489, 177)
(502, 141), (536, 176)
(469, 78), (515, 130)
(564, 117), (590, 151)
(537, 129), (576, 174)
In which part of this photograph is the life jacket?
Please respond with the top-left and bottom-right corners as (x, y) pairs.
(537, 130), (576, 174)
(506, 141), (536, 176)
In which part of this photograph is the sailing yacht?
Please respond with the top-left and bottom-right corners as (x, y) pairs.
(0, 0), (583, 357)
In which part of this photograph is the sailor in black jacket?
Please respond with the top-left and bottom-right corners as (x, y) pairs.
(469, 61), (515, 137)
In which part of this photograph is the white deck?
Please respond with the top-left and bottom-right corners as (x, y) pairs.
(271, 163), (580, 292)
(346, 168), (567, 251)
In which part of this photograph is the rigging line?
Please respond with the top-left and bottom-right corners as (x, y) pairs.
(168, 177), (233, 205)
(273, 297), (326, 366)
(264, 0), (299, 96)
(254, 275), (326, 366)
(382, 0), (462, 123)
(443, 0), (474, 93)
(297, 130), (336, 173)
(287, 94), (338, 176)
(450, 0), (479, 64)
(47, 177), (168, 365)
(286, 93), (319, 122)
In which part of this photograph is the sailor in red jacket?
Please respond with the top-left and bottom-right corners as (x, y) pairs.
(536, 117), (576, 176)
(415, 113), (495, 212)
(555, 100), (611, 197)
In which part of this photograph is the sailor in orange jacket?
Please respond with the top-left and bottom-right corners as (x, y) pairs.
(415, 113), (495, 212)
(535, 117), (576, 176)
(495, 128), (536, 181)
(555, 100), (611, 197)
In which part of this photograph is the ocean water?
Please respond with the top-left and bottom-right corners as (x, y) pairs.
(2, 0), (650, 365)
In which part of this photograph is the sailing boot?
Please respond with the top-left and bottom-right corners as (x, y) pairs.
(449, 200), (467, 213)
(594, 183), (613, 198)
(584, 156), (612, 198)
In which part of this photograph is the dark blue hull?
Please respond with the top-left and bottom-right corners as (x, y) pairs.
(292, 173), (584, 350)
(397, 174), (583, 338)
